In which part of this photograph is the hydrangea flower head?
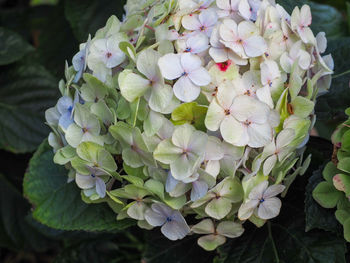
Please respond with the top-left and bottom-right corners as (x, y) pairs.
(45, 0), (332, 251)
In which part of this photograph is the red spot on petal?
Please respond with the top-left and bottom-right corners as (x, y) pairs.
(333, 174), (346, 192)
(216, 60), (232, 72)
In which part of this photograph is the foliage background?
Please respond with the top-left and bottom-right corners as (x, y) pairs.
(0, 0), (350, 262)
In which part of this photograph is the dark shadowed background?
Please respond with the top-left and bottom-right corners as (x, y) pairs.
(0, 0), (350, 262)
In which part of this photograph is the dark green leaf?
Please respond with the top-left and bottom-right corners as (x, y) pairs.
(0, 62), (58, 153)
(53, 232), (142, 263)
(142, 230), (215, 263)
(315, 37), (350, 139)
(0, 27), (33, 65)
(0, 174), (55, 252)
(30, 0), (59, 6)
(23, 140), (135, 231)
(64, 0), (126, 42)
(35, 3), (79, 78)
(305, 166), (341, 233)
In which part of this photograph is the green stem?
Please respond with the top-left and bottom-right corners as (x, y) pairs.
(268, 222), (280, 263)
(332, 69), (350, 79)
(133, 97), (140, 127)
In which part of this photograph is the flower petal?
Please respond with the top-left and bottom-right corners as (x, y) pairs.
(231, 95), (269, 124)
(197, 235), (226, 251)
(122, 148), (144, 168)
(173, 76), (201, 102)
(257, 197), (282, 219)
(209, 47), (229, 63)
(172, 124), (194, 149)
(65, 124), (83, 148)
(120, 72), (150, 102)
(238, 200), (259, 220)
(248, 122), (273, 148)
(243, 35), (267, 57)
(166, 172), (179, 193)
(161, 213), (190, 240)
(170, 153), (198, 180)
(188, 130), (208, 155)
(220, 116), (247, 146)
(137, 49), (161, 80)
(256, 86), (274, 109)
(145, 206), (166, 227)
(182, 14), (202, 31)
(276, 128), (295, 149)
(205, 98), (226, 131)
(205, 197), (232, 220)
(95, 177), (106, 198)
(199, 9), (218, 27)
(127, 201), (148, 220)
(205, 136), (224, 161)
(191, 218), (215, 234)
(75, 173), (95, 189)
(248, 181), (268, 200)
(263, 185), (286, 199)
(216, 221), (244, 238)
(148, 84), (173, 113)
(180, 53), (202, 72)
(189, 67), (211, 86)
(158, 53), (183, 80)
(220, 19), (238, 42)
(186, 33), (209, 54)
(154, 139), (182, 164)
(191, 180), (209, 201)
(263, 155), (277, 176)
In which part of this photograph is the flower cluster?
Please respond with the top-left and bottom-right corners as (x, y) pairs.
(313, 108), (350, 242)
(46, 0), (332, 250)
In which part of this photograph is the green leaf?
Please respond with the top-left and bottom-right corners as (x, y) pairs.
(30, 0), (59, 6)
(0, 174), (55, 252)
(142, 232), (214, 263)
(35, 2), (79, 78)
(323, 161), (339, 183)
(312, 181), (342, 209)
(340, 130), (350, 152)
(171, 102), (208, 131)
(343, 218), (350, 242)
(335, 209), (350, 225)
(0, 27), (33, 65)
(23, 140), (134, 231)
(53, 232), (143, 263)
(0, 62), (58, 153)
(305, 167), (341, 233)
(338, 157), (350, 173)
(64, 0), (126, 42)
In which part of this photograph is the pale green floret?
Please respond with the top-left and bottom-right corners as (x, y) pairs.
(44, 0), (329, 249)
(110, 122), (155, 168)
(65, 104), (103, 148)
(154, 124), (208, 181)
(192, 219), (244, 250)
(191, 177), (244, 220)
